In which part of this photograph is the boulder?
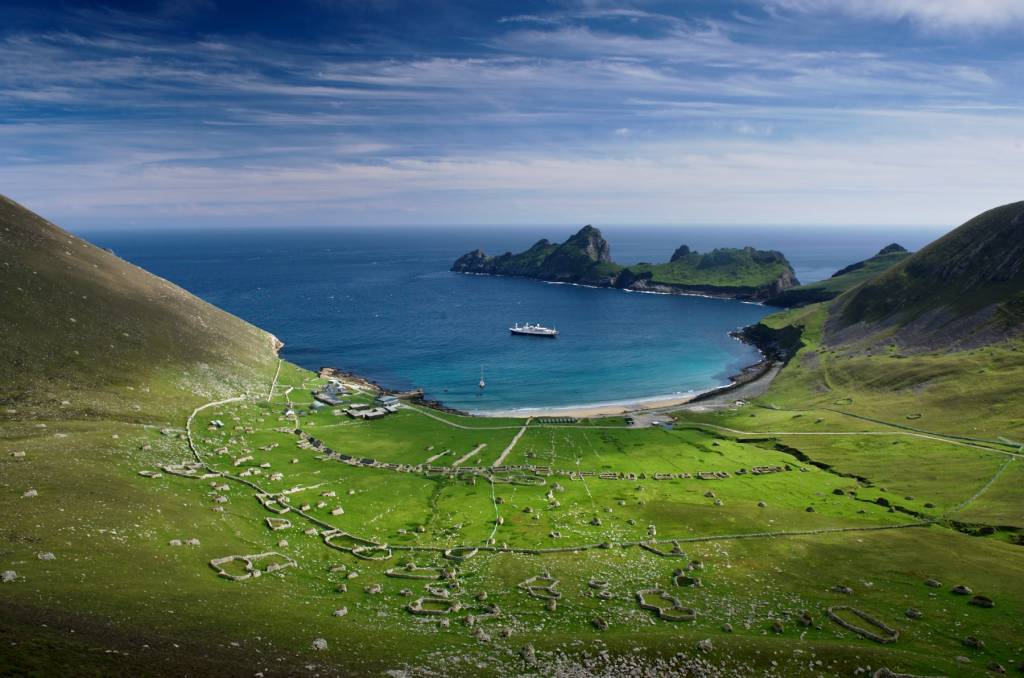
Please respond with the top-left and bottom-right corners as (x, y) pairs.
(962, 636), (985, 650)
(311, 637), (328, 651)
(968, 595), (994, 608)
(696, 638), (714, 654)
(1, 570), (16, 583)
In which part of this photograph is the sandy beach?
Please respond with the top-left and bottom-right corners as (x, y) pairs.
(472, 362), (782, 420)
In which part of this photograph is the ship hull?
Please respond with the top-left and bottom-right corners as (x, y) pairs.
(510, 329), (558, 337)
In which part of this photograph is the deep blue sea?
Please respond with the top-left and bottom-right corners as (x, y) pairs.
(82, 225), (944, 413)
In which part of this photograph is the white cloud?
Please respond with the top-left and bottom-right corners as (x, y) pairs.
(764, 0), (1024, 30)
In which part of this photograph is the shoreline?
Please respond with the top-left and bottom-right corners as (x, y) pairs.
(471, 352), (778, 420)
(319, 324), (785, 420)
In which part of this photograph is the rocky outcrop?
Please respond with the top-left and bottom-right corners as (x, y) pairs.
(670, 244), (691, 262)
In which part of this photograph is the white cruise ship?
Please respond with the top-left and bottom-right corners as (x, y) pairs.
(510, 322), (559, 337)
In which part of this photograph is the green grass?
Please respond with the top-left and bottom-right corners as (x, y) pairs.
(631, 247), (793, 290)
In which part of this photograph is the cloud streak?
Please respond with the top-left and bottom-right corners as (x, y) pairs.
(0, 1), (1022, 227)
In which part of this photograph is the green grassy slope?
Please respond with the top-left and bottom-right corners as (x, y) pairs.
(765, 246), (911, 308)
(831, 201), (1024, 349)
(630, 246), (795, 290)
(0, 194), (280, 420)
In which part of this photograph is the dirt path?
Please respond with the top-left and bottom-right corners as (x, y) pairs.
(452, 443), (487, 467)
(267, 359), (282, 402)
(946, 457), (1016, 516)
(491, 420), (531, 467)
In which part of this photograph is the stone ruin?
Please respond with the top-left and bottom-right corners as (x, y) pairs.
(635, 588), (696, 622)
(351, 545), (392, 561)
(443, 547), (479, 561)
(255, 493), (291, 514)
(162, 462), (220, 480)
(826, 606), (899, 644)
(640, 540), (686, 557)
(518, 574), (561, 601)
(407, 597), (462, 616)
(266, 517), (292, 531)
(385, 563), (450, 580)
(208, 552), (296, 581)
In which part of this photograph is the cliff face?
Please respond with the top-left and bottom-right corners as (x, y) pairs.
(452, 227), (799, 301)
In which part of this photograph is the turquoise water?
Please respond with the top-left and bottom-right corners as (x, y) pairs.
(83, 225), (943, 413)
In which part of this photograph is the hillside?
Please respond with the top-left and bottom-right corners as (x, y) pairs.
(747, 200), (1024, 439)
(452, 226), (798, 300)
(827, 201), (1024, 351)
(764, 243), (910, 308)
(0, 195), (281, 419)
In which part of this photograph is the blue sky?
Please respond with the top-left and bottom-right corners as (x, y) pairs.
(2, 0), (1023, 228)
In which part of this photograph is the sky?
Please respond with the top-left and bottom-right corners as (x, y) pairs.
(1, 0), (1023, 229)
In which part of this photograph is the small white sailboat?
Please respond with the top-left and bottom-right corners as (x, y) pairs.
(479, 365), (486, 389)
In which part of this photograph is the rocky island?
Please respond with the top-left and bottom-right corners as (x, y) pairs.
(452, 225), (799, 301)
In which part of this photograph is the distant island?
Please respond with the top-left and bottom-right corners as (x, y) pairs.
(451, 225), (799, 301)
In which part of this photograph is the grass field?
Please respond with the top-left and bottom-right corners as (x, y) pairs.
(10, 354), (1022, 676)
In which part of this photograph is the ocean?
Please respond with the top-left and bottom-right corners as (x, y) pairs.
(82, 224), (945, 413)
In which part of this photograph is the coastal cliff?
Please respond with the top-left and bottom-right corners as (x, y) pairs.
(452, 225), (799, 301)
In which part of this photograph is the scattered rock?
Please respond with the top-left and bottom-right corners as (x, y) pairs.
(168, 539), (183, 547)
(520, 644), (537, 666)
(21, 489), (37, 498)
(592, 617), (609, 631)
(333, 607), (348, 617)
(905, 608), (923, 619)
(721, 623), (733, 632)
(364, 583), (382, 595)
(696, 639), (714, 654)
(37, 552), (55, 561)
